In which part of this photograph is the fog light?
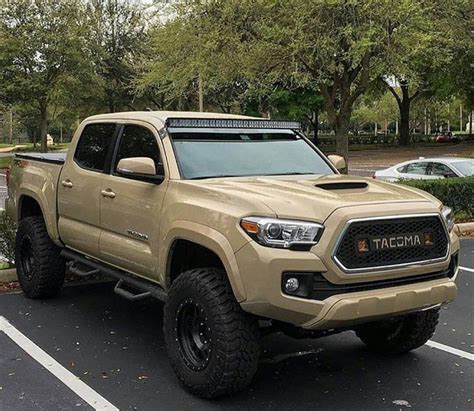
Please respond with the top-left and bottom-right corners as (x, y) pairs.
(285, 277), (300, 292)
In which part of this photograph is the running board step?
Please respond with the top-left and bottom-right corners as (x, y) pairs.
(61, 249), (167, 302)
(68, 261), (100, 277)
(114, 279), (152, 301)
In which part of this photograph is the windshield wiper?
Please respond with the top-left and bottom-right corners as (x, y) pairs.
(190, 172), (316, 180)
(260, 172), (315, 176)
(190, 174), (239, 180)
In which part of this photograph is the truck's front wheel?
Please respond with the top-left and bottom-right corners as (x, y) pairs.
(163, 267), (260, 398)
(15, 216), (65, 299)
(355, 308), (440, 354)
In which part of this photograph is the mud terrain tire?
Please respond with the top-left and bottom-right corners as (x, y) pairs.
(356, 308), (440, 354)
(15, 216), (65, 299)
(163, 267), (260, 398)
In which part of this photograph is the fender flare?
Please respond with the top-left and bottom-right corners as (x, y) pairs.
(17, 188), (60, 243)
(161, 220), (247, 302)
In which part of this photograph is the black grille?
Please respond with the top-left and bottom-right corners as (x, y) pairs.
(334, 216), (449, 271)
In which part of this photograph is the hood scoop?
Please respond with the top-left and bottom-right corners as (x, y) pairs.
(315, 181), (368, 191)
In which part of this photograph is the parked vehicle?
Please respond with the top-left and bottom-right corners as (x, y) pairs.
(374, 157), (474, 182)
(6, 112), (460, 398)
(434, 132), (461, 144)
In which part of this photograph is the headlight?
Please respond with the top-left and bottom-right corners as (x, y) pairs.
(240, 217), (323, 249)
(442, 206), (455, 232)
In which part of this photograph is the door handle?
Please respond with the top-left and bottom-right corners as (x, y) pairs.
(101, 189), (116, 199)
(61, 180), (73, 188)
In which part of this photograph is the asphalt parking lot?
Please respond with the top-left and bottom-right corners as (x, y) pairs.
(0, 239), (473, 410)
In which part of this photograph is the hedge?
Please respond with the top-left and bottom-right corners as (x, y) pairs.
(400, 177), (474, 222)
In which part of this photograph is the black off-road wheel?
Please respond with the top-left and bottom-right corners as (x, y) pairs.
(15, 216), (66, 299)
(163, 267), (260, 398)
(355, 308), (440, 354)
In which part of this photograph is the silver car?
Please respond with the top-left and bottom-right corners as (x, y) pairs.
(374, 157), (474, 182)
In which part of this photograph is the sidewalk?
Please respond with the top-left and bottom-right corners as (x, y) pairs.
(0, 145), (27, 153)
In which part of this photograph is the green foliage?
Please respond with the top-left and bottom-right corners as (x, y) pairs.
(139, 0), (463, 159)
(0, 211), (16, 266)
(0, 0), (95, 150)
(85, 0), (148, 112)
(400, 177), (474, 222)
(0, 157), (12, 168)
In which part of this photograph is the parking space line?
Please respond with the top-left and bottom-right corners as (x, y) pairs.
(460, 266), (474, 273)
(0, 316), (118, 410)
(426, 340), (473, 361)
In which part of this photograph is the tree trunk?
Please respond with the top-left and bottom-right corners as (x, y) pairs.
(8, 109), (13, 145)
(108, 99), (115, 113)
(469, 110), (473, 138)
(40, 103), (48, 153)
(334, 118), (350, 174)
(399, 98), (410, 146)
(312, 109), (319, 146)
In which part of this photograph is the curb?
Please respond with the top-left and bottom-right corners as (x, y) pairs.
(0, 268), (17, 282)
(455, 222), (474, 238)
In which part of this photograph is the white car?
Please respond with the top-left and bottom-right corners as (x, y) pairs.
(374, 157), (474, 182)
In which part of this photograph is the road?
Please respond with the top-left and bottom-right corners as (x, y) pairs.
(0, 239), (472, 410)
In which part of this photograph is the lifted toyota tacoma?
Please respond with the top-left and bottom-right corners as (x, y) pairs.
(6, 112), (460, 398)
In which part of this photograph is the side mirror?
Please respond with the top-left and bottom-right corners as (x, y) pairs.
(116, 157), (164, 183)
(328, 155), (347, 172)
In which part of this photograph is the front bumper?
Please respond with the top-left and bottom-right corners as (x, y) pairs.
(236, 228), (460, 330)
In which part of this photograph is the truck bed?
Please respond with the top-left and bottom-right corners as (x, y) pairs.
(15, 152), (67, 164)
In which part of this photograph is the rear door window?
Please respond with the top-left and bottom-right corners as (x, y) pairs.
(74, 123), (116, 172)
(405, 162), (428, 175)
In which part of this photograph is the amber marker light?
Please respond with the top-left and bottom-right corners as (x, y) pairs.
(240, 220), (259, 234)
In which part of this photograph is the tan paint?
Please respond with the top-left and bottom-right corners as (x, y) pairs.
(7, 111), (460, 330)
(117, 157), (157, 175)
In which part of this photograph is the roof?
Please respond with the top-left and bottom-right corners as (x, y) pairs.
(85, 111), (261, 127)
(410, 157), (472, 163)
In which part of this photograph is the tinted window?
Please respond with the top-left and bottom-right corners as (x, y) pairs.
(170, 131), (334, 179)
(405, 162), (428, 175)
(74, 123), (116, 171)
(428, 162), (457, 177)
(114, 125), (161, 172)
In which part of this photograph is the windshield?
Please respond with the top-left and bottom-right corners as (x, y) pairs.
(169, 130), (335, 179)
(451, 160), (474, 176)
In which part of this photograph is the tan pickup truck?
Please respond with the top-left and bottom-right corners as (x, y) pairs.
(6, 111), (460, 398)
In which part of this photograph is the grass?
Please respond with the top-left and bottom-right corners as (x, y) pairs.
(0, 157), (12, 168)
(0, 144), (14, 149)
(0, 261), (11, 270)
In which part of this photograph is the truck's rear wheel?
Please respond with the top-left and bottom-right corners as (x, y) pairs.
(163, 267), (260, 398)
(15, 216), (65, 299)
(355, 308), (440, 354)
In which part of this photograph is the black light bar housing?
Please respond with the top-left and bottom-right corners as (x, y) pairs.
(165, 118), (302, 129)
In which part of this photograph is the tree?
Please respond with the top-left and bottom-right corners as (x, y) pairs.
(149, 1), (435, 167)
(85, 0), (148, 113)
(266, 88), (324, 145)
(0, 0), (91, 151)
(136, 3), (252, 112)
(381, 0), (466, 144)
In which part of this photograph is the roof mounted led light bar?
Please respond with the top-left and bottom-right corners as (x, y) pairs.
(165, 118), (302, 130)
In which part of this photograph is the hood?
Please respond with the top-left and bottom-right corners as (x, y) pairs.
(186, 174), (438, 222)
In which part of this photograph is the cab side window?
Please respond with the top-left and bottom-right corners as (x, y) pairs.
(114, 125), (162, 175)
(405, 162), (427, 175)
(74, 123), (116, 172)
